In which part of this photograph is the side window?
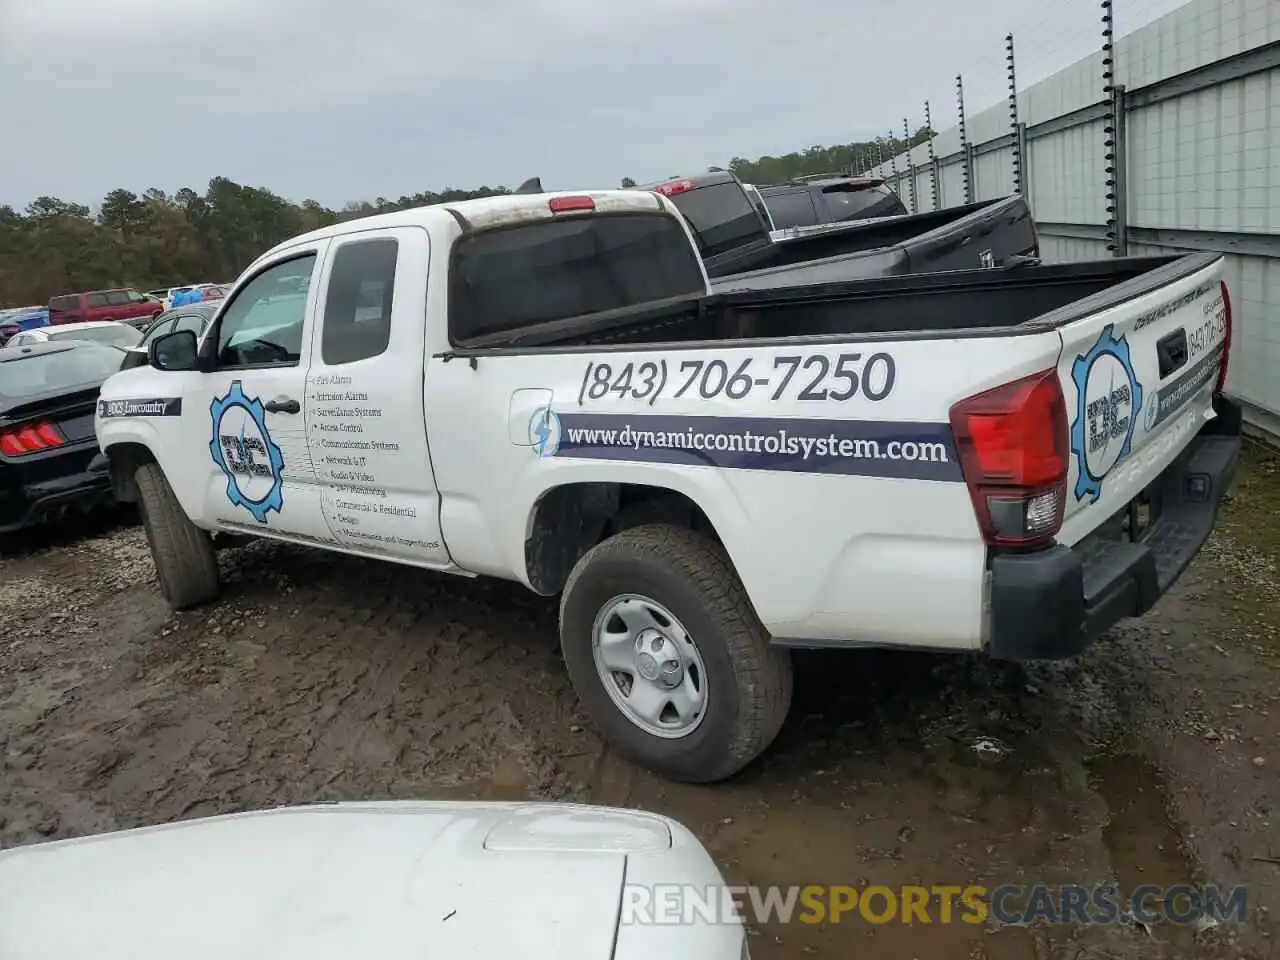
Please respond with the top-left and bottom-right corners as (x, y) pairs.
(820, 185), (906, 223)
(215, 254), (317, 369)
(143, 318), (176, 344)
(321, 238), (397, 365)
(174, 314), (207, 336)
(106, 291), (131, 306)
(86, 293), (110, 308)
(762, 191), (820, 229)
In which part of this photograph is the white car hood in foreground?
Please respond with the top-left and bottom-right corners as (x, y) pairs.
(0, 801), (742, 960)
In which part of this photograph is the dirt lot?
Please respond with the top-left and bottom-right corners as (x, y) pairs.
(2, 443), (1278, 960)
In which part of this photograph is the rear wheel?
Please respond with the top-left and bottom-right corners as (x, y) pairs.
(134, 461), (219, 609)
(559, 524), (792, 783)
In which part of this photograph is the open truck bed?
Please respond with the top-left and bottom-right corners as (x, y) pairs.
(458, 254), (1204, 351)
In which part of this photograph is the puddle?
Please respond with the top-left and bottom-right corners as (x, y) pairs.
(1088, 754), (1203, 947)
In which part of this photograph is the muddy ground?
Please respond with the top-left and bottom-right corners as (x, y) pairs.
(2, 443), (1277, 960)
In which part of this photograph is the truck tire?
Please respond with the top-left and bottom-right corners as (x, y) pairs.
(559, 524), (792, 783)
(134, 461), (219, 609)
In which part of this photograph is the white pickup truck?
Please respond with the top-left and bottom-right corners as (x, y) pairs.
(94, 188), (1241, 783)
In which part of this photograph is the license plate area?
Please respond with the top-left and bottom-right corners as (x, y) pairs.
(1095, 486), (1163, 544)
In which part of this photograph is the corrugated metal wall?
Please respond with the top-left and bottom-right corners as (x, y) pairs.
(866, 0), (1280, 439)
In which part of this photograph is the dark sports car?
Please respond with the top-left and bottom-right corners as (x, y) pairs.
(0, 340), (127, 533)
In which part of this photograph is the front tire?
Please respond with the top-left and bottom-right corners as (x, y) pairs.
(559, 524), (792, 783)
(134, 461), (219, 609)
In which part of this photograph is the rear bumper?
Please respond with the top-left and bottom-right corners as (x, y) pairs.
(0, 452), (114, 533)
(987, 396), (1242, 660)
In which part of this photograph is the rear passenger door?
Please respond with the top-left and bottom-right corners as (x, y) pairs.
(303, 227), (451, 566)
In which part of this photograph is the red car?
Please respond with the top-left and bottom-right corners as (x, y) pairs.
(47, 288), (163, 328)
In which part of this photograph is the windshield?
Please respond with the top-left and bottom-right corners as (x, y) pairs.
(48, 324), (143, 349)
(0, 344), (124, 398)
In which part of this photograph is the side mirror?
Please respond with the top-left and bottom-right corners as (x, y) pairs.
(149, 329), (199, 371)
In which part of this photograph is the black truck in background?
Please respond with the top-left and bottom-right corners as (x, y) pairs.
(637, 170), (1038, 292)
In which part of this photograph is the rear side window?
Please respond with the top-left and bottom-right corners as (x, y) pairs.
(820, 184), (906, 222)
(143, 318), (176, 344)
(174, 314), (208, 336)
(763, 191), (820, 229)
(449, 213), (704, 343)
(86, 292), (110, 307)
(666, 182), (766, 258)
(49, 295), (78, 311)
(321, 238), (398, 365)
(106, 290), (130, 306)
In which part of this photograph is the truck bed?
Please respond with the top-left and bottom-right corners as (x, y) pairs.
(702, 196), (1036, 285)
(461, 254), (1205, 351)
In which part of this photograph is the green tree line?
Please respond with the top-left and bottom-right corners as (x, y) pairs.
(0, 130), (932, 308)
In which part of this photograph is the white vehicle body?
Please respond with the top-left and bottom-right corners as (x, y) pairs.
(94, 189), (1241, 781)
(0, 801), (745, 960)
(7, 320), (141, 349)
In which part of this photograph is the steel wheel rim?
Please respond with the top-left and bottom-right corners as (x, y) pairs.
(591, 593), (708, 739)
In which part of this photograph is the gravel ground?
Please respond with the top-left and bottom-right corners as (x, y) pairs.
(1, 443), (1277, 960)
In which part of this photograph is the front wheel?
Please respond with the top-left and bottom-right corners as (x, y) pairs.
(559, 524), (792, 783)
(134, 461), (219, 609)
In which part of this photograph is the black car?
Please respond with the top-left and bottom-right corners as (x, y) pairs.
(758, 175), (907, 230)
(0, 340), (128, 533)
(120, 302), (217, 371)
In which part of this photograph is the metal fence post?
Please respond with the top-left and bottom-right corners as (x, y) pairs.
(888, 130), (901, 195)
(1006, 33), (1024, 195)
(924, 100), (939, 210)
(1017, 122), (1030, 211)
(1102, 0), (1122, 254)
(1113, 84), (1129, 254)
(957, 74), (974, 204)
(903, 118), (918, 213)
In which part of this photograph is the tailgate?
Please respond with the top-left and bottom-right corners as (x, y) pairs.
(1056, 255), (1227, 545)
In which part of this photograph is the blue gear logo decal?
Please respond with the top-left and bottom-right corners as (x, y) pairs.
(1069, 324), (1143, 503)
(209, 380), (286, 523)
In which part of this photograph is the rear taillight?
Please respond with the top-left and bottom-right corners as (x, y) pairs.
(1216, 280), (1232, 394)
(949, 369), (1069, 549)
(548, 195), (595, 214)
(654, 179), (694, 197)
(0, 421), (67, 457)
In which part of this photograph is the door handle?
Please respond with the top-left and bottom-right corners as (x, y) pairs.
(265, 398), (301, 414)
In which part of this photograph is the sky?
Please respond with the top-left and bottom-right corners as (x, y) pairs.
(0, 0), (1194, 210)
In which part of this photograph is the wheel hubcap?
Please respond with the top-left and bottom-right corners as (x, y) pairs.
(592, 594), (707, 739)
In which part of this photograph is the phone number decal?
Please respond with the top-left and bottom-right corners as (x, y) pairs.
(576, 353), (897, 405)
